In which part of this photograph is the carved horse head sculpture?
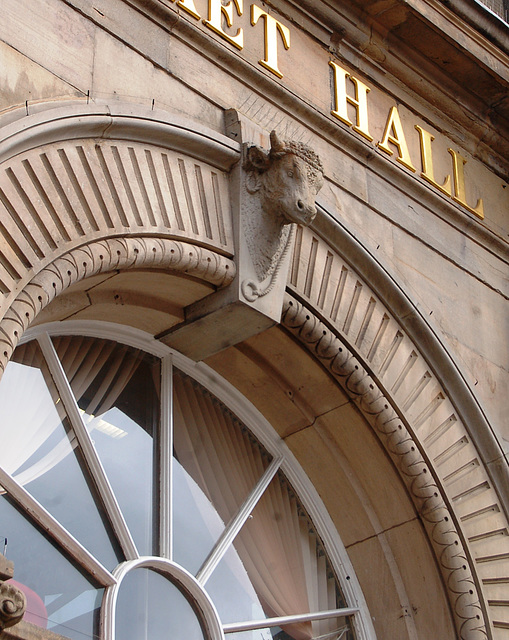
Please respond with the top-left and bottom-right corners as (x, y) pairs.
(244, 131), (324, 226)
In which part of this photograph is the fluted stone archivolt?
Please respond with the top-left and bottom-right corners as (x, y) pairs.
(282, 295), (487, 640)
(0, 139), (234, 327)
(288, 224), (509, 636)
(0, 236), (235, 376)
(0, 106), (238, 375)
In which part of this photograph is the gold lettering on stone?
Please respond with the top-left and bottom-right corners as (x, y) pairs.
(377, 106), (416, 172)
(251, 4), (290, 78)
(448, 149), (484, 219)
(204, 0), (244, 50)
(175, 0), (201, 20)
(329, 61), (373, 142)
(415, 125), (451, 195)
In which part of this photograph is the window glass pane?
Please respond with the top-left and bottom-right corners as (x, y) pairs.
(0, 494), (102, 639)
(52, 336), (160, 556)
(173, 370), (272, 572)
(0, 333), (356, 640)
(115, 568), (205, 640)
(211, 471), (353, 640)
(172, 457), (225, 575)
(205, 543), (266, 627)
(0, 341), (120, 569)
(227, 631), (272, 640)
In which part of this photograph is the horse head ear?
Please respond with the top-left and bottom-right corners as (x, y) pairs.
(269, 130), (285, 154)
(245, 145), (271, 172)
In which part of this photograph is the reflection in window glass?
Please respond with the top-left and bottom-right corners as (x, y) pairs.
(0, 341), (120, 569)
(52, 336), (160, 556)
(206, 543), (267, 631)
(228, 625), (352, 640)
(0, 495), (102, 639)
(173, 457), (224, 575)
(228, 632), (272, 640)
(173, 460), (268, 627)
(115, 568), (204, 640)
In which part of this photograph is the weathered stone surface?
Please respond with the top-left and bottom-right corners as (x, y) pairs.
(0, 584), (25, 632)
(0, 0), (507, 637)
(0, 42), (80, 112)
(0, 621), (68, 640)
(0, 559), (13, 584)
(2, 0), (94, 93)
(0, 556), (25, 633)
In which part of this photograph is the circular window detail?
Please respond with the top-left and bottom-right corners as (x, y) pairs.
(0, 327), (365, 640)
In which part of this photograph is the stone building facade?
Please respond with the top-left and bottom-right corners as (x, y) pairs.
(0, 0), (507, 639)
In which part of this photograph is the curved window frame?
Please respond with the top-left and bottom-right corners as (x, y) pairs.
(103, 558), (224, 640)
(4, 319), (376, 640)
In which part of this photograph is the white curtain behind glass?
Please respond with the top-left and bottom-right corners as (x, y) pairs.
(52, 336), (145, 416)
(1, 337), (347, 640)
(173, 372), (341, 640)
(0, 338), (145, 490)
(0, 359), (72, 486)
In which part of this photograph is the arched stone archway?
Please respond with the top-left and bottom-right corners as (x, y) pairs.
(0, 101), (239, 372)
(279, 217), (509, 639)
(0, 101), (506, 640)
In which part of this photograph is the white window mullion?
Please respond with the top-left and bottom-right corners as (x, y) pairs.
(196, 454), (283, 586)
(0, 466), (116, 587)
(37, 332), (139, 561)
(159, 355), (173, 560)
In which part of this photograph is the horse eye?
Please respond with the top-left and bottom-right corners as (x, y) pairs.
(287, 170), (294, 178)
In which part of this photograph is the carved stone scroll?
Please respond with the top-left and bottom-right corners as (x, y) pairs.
(0, 556), (26, 631)
(281, 294), (488, 640)
(0, 584), (26, 631)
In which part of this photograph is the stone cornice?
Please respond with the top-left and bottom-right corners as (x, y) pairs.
(115, 0), (509, 173)
(288, 0), (509, 164)
(295, 0), (509, 89)
(441, 0), (509, 51)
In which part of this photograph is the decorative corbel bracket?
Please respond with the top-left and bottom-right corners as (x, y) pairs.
(159, 111), (324, 360)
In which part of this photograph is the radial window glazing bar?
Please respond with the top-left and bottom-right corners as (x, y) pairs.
(36, 332), (139, 561)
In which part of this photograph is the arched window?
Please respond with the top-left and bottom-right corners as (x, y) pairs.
(0, 323), (369, 640)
